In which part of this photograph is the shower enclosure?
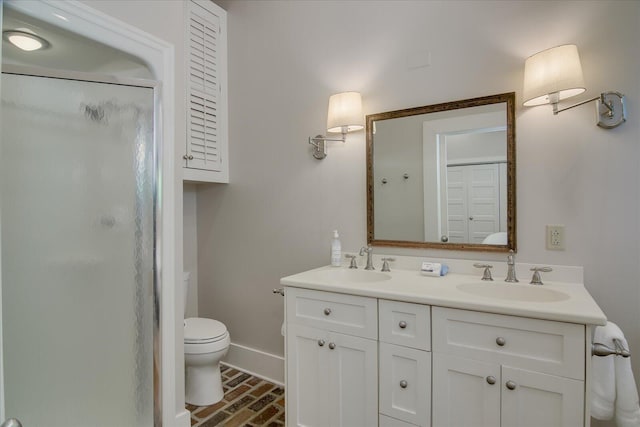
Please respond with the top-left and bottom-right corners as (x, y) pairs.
(0, 68), (159, 426)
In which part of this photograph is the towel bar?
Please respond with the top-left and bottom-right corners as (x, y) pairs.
(273, 288), (285, 296)
(592, 338), (631, 358)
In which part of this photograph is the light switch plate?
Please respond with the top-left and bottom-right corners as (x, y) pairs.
(546, 225), (565, 250)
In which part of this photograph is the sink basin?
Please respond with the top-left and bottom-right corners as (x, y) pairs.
(456, 282), (570, 302)
(306, 269), (392, 284)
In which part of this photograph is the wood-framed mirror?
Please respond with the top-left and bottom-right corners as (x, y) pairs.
(366, 92), (516, 252)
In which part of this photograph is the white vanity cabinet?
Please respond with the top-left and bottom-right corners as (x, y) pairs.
(431, 307), (586, 427)
(283, 276), (598, 427)
(285, 288), (378, 427)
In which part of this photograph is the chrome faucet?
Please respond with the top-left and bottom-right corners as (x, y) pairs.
(505, 250), (519, 283)
(359, 246), (375, 270)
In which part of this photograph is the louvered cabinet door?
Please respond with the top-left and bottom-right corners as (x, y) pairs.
(184, 0), (228, 182)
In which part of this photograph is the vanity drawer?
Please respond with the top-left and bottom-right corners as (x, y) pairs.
(432, 307), (585, 380)
(379, 342), (431, 426)
(379, 300), (430, 351)
(285, 287), (377, 339)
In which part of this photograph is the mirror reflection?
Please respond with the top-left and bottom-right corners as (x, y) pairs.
(367, 93), (516, 252)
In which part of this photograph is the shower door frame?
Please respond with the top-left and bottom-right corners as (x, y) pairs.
(0, 64), (163, 426)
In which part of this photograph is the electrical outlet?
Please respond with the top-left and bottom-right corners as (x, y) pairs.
(546, 225), (565, 250)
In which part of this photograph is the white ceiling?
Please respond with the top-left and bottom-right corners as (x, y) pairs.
(2, 6), (152, 78)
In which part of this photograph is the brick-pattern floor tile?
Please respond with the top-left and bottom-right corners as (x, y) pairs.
(250, 383), (273, 397)
(247, 377), (262, 386)
(226, 372), (251, 388)
(199, 411), (228, 427)
(192, 400), (226, 419)
(189, 366), (285, 427)
(220, 409), (254, 427)
(249, 394), (275, 412)
(225, 384), (251, 401)
(250, 405), (279, 425)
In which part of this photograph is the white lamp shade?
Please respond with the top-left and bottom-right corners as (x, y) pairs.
(523, 44), (586, 107)
(326, 91), (363, 133)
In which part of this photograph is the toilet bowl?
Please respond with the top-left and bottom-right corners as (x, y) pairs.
(183, 273), (230, 406)
(184, 317), (230, 405)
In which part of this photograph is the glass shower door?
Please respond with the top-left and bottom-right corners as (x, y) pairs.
(0, 72), (156, 427)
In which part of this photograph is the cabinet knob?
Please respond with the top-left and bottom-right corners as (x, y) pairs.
(183, 154), (188, 160)
(323, 308), (332, 316)
(317, 340), (325, 347)
(506, 380), (517, 390)
(399, 380), (408, 389)
(188, 155), (194, 160)
(328, 342), (336, 350)
(398, 321), (407, 329)
(496, 337), (506, 346)
(486, 376), (496, 385)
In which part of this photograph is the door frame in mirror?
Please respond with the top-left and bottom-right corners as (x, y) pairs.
(366, 92), (516, 252)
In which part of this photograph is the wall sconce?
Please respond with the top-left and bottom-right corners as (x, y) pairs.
(523, 44), (626, 129)
(308, 91), (363, 159)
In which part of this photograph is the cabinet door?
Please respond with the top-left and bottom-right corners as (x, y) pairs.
(379, 343), (431, 426)
(432, 353), (500, 427)
(328, 331), (378, 427)
(501, 366), (584, 427)
(286, 324), (330, 427)
(183, 0), (229, 183)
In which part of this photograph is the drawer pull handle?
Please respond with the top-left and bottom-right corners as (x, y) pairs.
(398, 321), (407, 329)
(399, 380), (408, 389)
(496, 337), (506, 346)
(328, 342), (336, 350)
(506, 380), (517, 390)
(486, 376), (496, 385)
(318, 340), (325, 347)
(324, 308), (332, 316)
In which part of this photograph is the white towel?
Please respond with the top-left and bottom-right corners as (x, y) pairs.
(591, 322), (640, 426)
(592, 323), (617, 420)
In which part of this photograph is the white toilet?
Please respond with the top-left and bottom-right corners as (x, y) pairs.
(183, 272), (230, 406)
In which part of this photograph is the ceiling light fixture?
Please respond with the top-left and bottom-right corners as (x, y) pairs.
(3, 30), (50, 52)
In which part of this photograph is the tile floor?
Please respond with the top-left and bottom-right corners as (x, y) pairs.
(187, 365), (285, 426)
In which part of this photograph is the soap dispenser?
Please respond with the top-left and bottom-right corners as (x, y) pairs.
(331, 230), (341, 267)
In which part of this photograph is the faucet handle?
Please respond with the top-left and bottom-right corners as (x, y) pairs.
(345, 254), (358, 269)
(359, 246), (372, 256)
(473, 263), (494, 281)
(381, 257), (395, 272)
(530, 267), (552, 285)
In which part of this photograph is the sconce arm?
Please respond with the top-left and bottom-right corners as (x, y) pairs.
(553, 95), (603, 115)
(308, 131), (348, 160)
(550, 91), (626, 129)
(308, 132), (347, 145)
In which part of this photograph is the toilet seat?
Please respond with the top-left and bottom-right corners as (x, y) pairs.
(184, 317), (230, 354)
(184, 317), (227, 343)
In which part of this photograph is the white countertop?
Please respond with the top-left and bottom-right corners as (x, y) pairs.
(281, 264), (607, 326)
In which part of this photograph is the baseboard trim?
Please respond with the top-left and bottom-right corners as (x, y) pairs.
(222, 342), (284, 386)
(175, 409), (191, 427)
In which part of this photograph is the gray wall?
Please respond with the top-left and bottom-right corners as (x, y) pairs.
(194, 0), (640, 408)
